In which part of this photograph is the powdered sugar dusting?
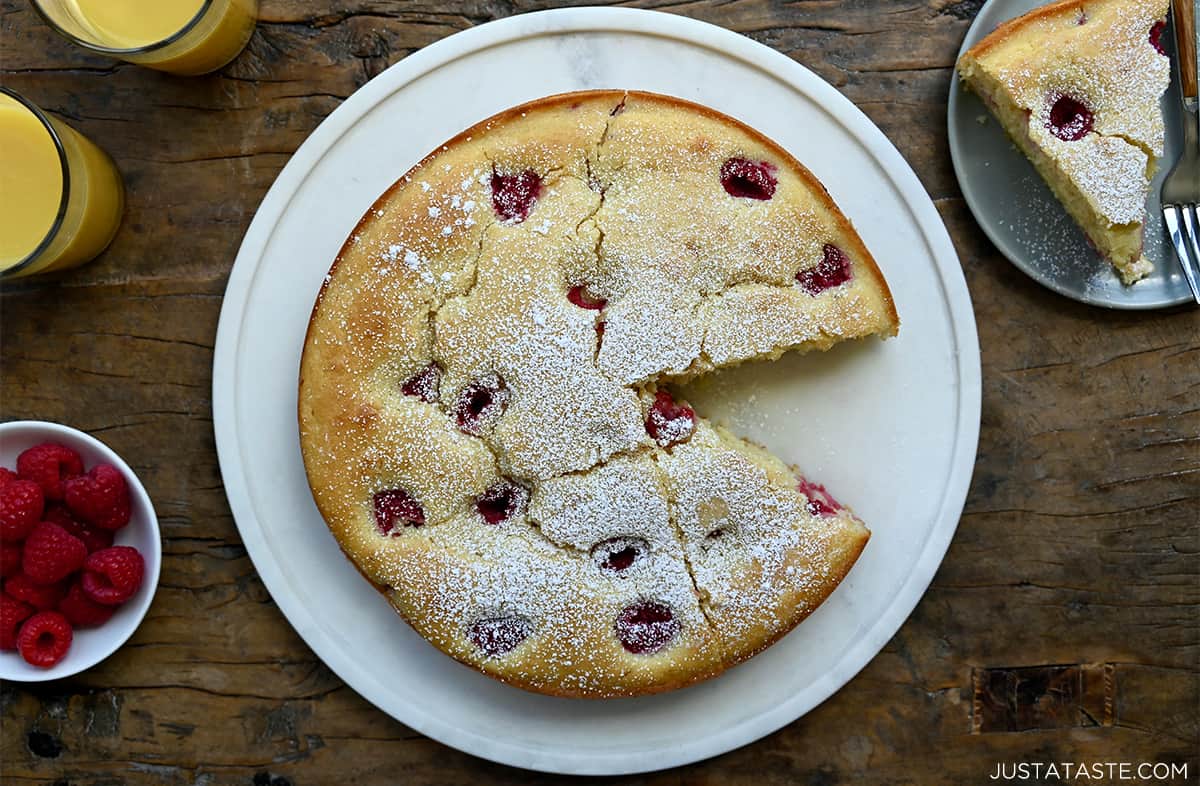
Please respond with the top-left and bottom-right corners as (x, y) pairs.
(1028, 121), (1151, 225)
(590, 100), (893, 383)
(656, 422), (861, 645)
(530, 452), (675, 550)
(375, 509), (713, 695)
(299, 92), (893, 696)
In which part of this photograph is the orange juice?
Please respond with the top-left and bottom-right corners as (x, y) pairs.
(34, 0), (257, 76)
(0, 94), (62, 268)
(0, 91), (124, 279)
(65, 0), (206, 47)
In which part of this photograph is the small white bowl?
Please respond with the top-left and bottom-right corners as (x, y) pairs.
(0, 420), (161, 681)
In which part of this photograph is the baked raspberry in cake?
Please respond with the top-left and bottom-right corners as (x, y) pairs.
(299, 90), (898, 698)
(956, 0), (1171, 283)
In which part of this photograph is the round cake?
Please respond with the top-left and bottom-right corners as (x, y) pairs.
(299, 90), (899, 698)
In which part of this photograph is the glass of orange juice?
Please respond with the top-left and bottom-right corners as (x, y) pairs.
(0, 89), (124, 280)
(31, 0), (257, 76)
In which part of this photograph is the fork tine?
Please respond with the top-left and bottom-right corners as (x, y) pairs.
(1181, 205), (1200, 304)
(1185, 204), (1200, 277)
(1164, 204), (1200, 304)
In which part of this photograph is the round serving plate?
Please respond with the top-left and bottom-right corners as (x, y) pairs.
(948, 0), (1193, 309)
(212, 7), (980, 775)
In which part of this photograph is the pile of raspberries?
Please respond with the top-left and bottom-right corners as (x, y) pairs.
(0, 442), (145, 668)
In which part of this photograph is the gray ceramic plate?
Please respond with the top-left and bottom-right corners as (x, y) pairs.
(948, 0), (1193, 309)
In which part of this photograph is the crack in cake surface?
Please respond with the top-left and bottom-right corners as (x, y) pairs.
(298, 90), (896, 697)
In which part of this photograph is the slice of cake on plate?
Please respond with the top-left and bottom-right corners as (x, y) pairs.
(957, 0), (1171, 283)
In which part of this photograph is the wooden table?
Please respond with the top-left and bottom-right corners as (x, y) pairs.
(2, 1), (1198, 783)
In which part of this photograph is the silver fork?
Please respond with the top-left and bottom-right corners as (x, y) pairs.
(1160, 0), (1200, 304)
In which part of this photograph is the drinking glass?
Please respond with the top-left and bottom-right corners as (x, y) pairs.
(0, 88), (124, 280)
(31, 0), (258, 76)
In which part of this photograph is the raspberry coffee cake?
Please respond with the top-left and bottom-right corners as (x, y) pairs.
(299, 90), (899, 698)
(957, 0), (1171, 283)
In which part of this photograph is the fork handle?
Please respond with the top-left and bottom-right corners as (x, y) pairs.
(1174, 0), (1197, 100)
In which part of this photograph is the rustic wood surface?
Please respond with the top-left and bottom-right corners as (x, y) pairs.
(2, 1), (1198, 783)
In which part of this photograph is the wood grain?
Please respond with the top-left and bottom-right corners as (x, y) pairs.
(2, 1), (1198, 783)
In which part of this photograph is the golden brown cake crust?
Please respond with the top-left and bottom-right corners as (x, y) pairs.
(305, 90), (897, 337)
(299, 90), (894, 698)
(963, 0), (1092, 58)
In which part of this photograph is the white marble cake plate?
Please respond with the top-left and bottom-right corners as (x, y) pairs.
(212, 7), (981, 775)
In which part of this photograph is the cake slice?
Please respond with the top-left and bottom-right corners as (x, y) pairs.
(956, 0), (1171, 283)
(654, 417), (870, 658)
(587, 94), (898, 382)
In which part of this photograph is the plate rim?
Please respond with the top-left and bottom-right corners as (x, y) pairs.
(212, 6), (982, 774)
(946, 0), (1191, 310)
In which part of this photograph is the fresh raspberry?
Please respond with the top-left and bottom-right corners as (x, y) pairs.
(58, 581), (115, 627)
(373, 488), (425, 535)
(797, 477), (844, 517)
(82, 546), (145, 605)
(645, 390), (696, 447)
(0, 479), (45, 541)
(22, 522), (88, 585)
(720, 157), (777, 200)
(454, 375), (511, 436)
(64, 464), (131, 531)
(469, 616), (531, 657)
(490, 169), (542, 223)
(1047, 94), (1094, 142)
(604, 546), (637, 571)
(16, 610), (73, 668)
(44, 504), (113, 553)
(0, 542), (21, 578)
(1149, 20), (1166, 55)
(0, 593), (34, 650)
(475, 480), (529, 525)
(0, 468), (16, 487)
(401, 362), (442, 403)
(5, 572), (66, 611)
(17, 443), (84, 501)
(567, 285), (607, 311)
(615, 601), (678, 654)
(797, 244), (854, 295)
(41, 502), (74, 528)
(0, 541), (21, 578)
(591, 537), (646, 573)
